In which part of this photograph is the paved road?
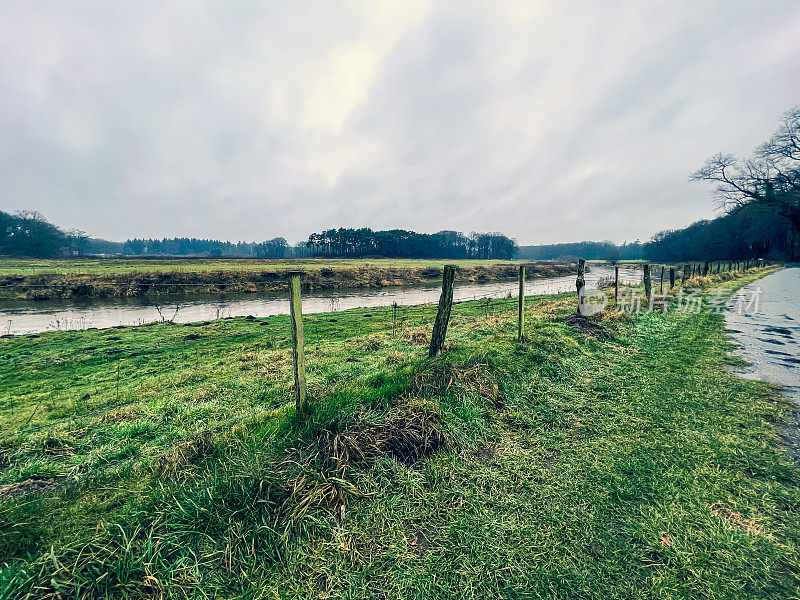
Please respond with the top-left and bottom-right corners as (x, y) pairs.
(726, 267), (800, 462)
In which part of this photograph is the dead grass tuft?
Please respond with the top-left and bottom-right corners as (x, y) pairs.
(282, 467), (369, 520)
(404, 328), (429, 346)
(239, 352), (258, 363)
(414, 359), (504, 407)
(101, 405), (142, 424)
(385, 352), (404, 365)
(157, 432), (214, 477)
(320, 405), (449, 468)
(0, 479), (58, 502)
(359, 337), (383, 352)
(711, 502), (762, 535)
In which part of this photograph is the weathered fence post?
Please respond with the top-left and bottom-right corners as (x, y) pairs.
(392, 302), (398, 337)
(669, 267), (675, 289)
(517, 265), (525, 341)
(703, 262), (709, 276)
(660, 266), (664, 294)
(576, 259), (586, 314)
(682, 264), (689, 284)
(715, 262), (720, 274)
(287, 271), (308, 412)
(429, 265), (456, 358)
(643, 264), (652, 304)
(614, 266), (619, 303)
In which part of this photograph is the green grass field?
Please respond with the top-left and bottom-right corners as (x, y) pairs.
(1, 266), (798, 599)
(0, 257), (522, 277)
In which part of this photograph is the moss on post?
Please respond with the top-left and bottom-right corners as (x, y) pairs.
(429, 265), (456, 358)
(287, 271), (307, 413)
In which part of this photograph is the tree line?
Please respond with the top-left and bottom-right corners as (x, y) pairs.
(0, 213), (518, 260)
(644, 202), (796, 262)
(0, 210), (87, 257)
(304, 228), (517, 259)
(518, 241), (644, 262)
(112, 237), (297, 258)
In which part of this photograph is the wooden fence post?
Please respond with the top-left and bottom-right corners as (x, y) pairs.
(517, 265), (525, 341)
(660, 266), (664, 294)
(614, 266), (619, 303)
(287, 271), (308, 412)
(643, 264), (652, 304)
(682, 264), (689, 284)
(429, 265), (456, 358)
(703, 262), (709, 276)
(576, 259), (586, 314)
(669, 267), (675, 289)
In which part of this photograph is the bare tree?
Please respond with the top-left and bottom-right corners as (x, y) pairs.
(691, 106), (800, 233)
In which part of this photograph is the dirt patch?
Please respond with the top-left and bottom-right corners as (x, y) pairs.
(0, 479), (58, 501)
(711, 502), (762, 535)
(564, 313), (608, 338)
(158, 433), (214, 477)
(409, 524), (438, 556)
(471, 445), (499, 465)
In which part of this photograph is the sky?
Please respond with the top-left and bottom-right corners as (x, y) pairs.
(1, 1), (799, 246)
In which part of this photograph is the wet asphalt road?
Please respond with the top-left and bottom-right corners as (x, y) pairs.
(726, 267), (800, 462)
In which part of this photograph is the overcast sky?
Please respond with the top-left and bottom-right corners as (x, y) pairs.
(1, 1), (799, 245)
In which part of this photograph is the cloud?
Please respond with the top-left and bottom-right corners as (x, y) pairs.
(1, 0), (799, 244)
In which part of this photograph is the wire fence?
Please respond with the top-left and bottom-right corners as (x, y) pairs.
(0, 258), (773, 439)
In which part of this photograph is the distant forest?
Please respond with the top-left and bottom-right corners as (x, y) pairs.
(306, 228), (517, 259)
(644, 203), (797, 262)
(2, 205), (797, 261)
(0, 211), (516, 260)
(518, 241), (644, 262)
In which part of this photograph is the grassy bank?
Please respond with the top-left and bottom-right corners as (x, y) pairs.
(1, 266), (798, 599)
(0, 258), (573, 300)
(0, 258), (526, 277)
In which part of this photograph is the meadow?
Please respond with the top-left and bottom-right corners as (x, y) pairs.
(0, 257), (572, 301)
(0, 257), (523, 277)
(1, 265), (798, 599)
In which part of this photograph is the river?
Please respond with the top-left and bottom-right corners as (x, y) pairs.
(0, 265), (640, 335)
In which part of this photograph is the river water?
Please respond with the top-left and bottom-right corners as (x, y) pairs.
(0, 265), (640, 335)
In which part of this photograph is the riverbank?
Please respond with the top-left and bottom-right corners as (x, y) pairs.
(0, 259), (574, 300)
(1, 265), (797, 599)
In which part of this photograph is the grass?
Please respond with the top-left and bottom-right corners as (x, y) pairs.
(0, 257), (524, 277)
(1, 265), (798, 599)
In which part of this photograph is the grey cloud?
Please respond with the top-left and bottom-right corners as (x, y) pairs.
(1, 1), (799, 244)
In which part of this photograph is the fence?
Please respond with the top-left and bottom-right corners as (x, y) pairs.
(1, 258), (773, 428)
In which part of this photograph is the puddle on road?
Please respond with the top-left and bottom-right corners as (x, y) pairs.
(726, 267), (800, 464)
